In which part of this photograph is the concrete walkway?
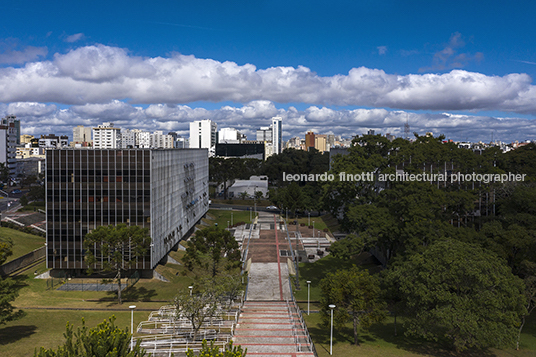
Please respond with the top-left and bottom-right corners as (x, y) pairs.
(233, 212), (315, 356)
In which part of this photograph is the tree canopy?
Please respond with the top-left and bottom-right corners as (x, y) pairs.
(182, 226), (241, 277)
(386, 239), (526, 352)
(320, 267), (386, 345)
(83, 224), (151, 304)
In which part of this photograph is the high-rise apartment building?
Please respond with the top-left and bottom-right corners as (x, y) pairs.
(0, 115), (20, 176)
(72, 125), (93, 147)
(121, 129), (136, 148)
(45, 148), (209, 273)
(189, 120), (217, 150)
(305, 131), (315, 150)
(256, 126), (272, 142)
(315, 134), (327, 152)
(93, 123), (121, 149)
(151, 131), (174, 148)
(271, 117), (282, 154)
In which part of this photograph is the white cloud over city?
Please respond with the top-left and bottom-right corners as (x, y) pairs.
(1, 100), (536, 143)
(1, 44), (536, 142)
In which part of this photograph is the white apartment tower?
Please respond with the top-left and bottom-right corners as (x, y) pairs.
(189, 120), (217, 150)
(271, 116), (282, 154)
(92, 123), (121, 149)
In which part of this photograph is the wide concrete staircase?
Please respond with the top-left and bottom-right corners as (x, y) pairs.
(233, 300), (315, 357)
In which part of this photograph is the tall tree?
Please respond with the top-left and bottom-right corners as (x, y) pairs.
(182, 226), (240, 277)
(319, 267), (386, 345)
(83, 224), (151, 304)
(34, 316), (145, 357)
(174, 278), (224, 341)
(391, 239), (526, 352)
(0, 238), (24, 326)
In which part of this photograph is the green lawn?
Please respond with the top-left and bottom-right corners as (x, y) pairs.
(0, 309), (147, 357)
(211, 198), (272, 206)
(206, 209), (254, 227)
(17, 201), (45, 212)
(0, 227), (45, 263)
(304, 312), (536, 357)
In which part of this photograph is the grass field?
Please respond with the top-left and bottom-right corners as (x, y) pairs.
(0, 246), (199, 356)
(0, 227), (45, 263)
(206, 209), (254, 227)
(0, 310), (147, 357)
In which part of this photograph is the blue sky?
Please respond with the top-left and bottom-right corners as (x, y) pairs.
(1, 0), (536, 142)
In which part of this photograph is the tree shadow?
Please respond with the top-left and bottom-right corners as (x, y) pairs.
(367, 322), (497, 357)
(96, 286), (158, 306)
(0, 325), (37, 345)
(122, 286), (158, 302)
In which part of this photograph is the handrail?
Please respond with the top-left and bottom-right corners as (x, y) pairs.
(241, 220), (254, 271)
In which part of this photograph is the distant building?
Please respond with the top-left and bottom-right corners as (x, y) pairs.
(136, 130), (151, 148)
(367, 129), (375, 135)
(256, 126), (272, 142)
(228, 175), (269, 199)
(121, 128), (137, 148)
(38, 134), (69, 149)
(218, 128), (246, 143)
(45, 148), (209, 273)
(93, 123), (121, 149)
(271, 117), (282, 154)
(0, 115), (19, 176)
(20, 134), (34, 145)
(72, 125), (92, 147)
(305, 131), (315, 150)
(14, 157), (44, 178)
(151, 131), (174, 148)
(315, 134), (327, 152)
(16, 147), (45, 159)
(190, 120), (217, 156)
(215, 142), (265, 160)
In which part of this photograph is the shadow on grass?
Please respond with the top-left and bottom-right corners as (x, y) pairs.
(367, 321), (497, 357)
(97, 286), (158, 306)
(0, 325), (37, 345)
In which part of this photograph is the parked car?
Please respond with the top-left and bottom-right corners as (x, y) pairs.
(11, 189), (21, 194)
(266, 205), (278, 211)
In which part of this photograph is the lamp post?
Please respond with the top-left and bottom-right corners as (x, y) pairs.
(129, 305), (136, 351)
(188, 285), (193, 296)
(307, 281), (311, 315)
(329, 304), (336, 355)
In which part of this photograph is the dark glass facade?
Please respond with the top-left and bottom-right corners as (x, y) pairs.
(46, 149), (152, 270)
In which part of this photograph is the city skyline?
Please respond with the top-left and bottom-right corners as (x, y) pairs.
(2, 1), (536, 142)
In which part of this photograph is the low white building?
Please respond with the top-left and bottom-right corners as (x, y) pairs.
(228, 175), (269, 199)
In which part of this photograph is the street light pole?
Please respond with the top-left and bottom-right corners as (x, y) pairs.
(129, 305), (136, 351)
(329, 304), (336, 355)
(307, 281), (311, 315)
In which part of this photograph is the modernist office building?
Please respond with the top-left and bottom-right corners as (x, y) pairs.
(46, 148), (209, 273)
